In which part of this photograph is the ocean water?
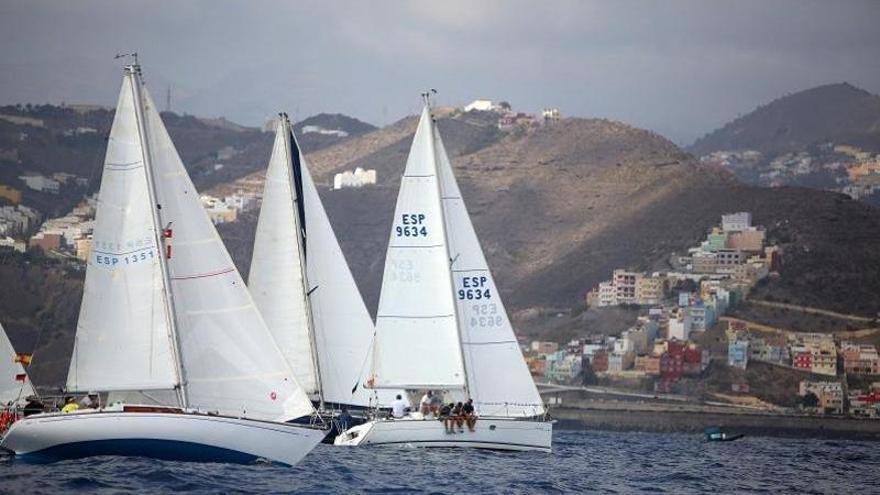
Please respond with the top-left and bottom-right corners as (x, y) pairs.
(1, 429), (878, 494)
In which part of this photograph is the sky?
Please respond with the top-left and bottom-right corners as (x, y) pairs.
(1, 0), (879, 145)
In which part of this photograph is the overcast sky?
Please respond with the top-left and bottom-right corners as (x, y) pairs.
(1, 0), (879, 144)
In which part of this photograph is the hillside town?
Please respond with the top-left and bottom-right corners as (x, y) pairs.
(525, 213), (772, 386)
(700, 144), (880, 202)
(521, 211), (880, 419)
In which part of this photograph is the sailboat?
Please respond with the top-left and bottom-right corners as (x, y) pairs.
(1, 322), (35, 406)
(249, 114), (403, 428)
(0, 64), (326, 465)
(334, 97), (552, 452)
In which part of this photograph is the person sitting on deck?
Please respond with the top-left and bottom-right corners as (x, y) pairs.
(337, 407), (353, 432)
(22, 396), (45, 417)
(451, 402), (464, 433)
(419, 390), (441, 417)
(80, 391), (100, 409)
(61, 396), (79, 414)
(462, 398), (477, 432)
(390, 394), (407, 419)
(439, 402), (455, 434)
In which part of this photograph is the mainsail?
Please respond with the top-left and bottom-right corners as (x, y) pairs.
(67, 71), (178, 394)
(434, 126), (546, 418)
(250, 116), (400, 407)
(249, 118), (318, 397)
(68, 65), (314, 422)
(370, 106), (466, 390)
(1, 323), (34, 403)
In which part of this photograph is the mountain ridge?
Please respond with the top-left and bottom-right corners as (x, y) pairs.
(689, 82), (880, 155)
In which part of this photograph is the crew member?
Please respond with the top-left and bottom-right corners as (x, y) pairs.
(451, 402), (464, 433)
(391, 394), (407, 419)
(22, 395), (44, 417)
(462, 398), (477, 432)
(61, 396), (79, 414)
(80, 391), (100, 409)
(439, 402), (455, 434)
(419, 390), (441, 417)
(337, 407), (353, 432)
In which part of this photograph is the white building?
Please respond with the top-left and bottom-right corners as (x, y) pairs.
(19, 174), (60, 194)
(302, 125), (349, 138)
(333, 167), (377, 190)
(721, 212), (752, 232)
(668, 311), (693, 341)
(597, 281), (617, 307)
(463, 99), (501, 113)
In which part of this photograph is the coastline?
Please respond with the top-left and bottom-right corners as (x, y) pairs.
(552, 406), (880, 441)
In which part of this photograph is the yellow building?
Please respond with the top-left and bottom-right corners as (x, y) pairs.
(0, 185), (22, 204)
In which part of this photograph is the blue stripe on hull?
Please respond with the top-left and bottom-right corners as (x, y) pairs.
(18, 439), (260, 465)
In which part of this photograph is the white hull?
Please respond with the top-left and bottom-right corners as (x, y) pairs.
(0, 408), (326, 466)
(333, 415), (552, 452)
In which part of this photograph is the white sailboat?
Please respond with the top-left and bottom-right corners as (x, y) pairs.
(1, 322), (35, 406)
(249, 114), (402, 415)
(0, 64), (326, 465)
(334, 98), (552, 452)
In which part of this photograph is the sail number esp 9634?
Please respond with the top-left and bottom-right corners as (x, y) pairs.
(395, 213), (428, 237)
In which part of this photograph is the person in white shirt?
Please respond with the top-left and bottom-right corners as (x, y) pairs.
(391, 394), (407, 419)
(419, 390), (439, 417)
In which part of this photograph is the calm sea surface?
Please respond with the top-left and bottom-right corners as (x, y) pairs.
(1, 429), (878, 494)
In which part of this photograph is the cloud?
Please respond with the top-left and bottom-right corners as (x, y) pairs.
(1, 0), (878, 143)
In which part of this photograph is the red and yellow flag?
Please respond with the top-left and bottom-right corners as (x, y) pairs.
(14, 353), (32, 365)
(14, 373), (27, 383)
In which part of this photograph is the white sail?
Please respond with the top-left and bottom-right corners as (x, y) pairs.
(371, 107), (466, 390)
(66, 72), (179, 394)
(249, 119), (318, 396)
(1, 323), (35, 404)
(434, 126), (546, 418)
(138, 76), (314, 422)
(299, 139), (403, 407)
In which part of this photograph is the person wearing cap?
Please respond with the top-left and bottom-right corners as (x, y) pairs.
(79, 392), (100, 409)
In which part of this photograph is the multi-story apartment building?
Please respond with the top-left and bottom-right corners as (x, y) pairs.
(841, 342), (880, 375)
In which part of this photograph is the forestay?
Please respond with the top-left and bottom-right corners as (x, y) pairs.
(249, 119), (318, 396)
(371, 107), (465, 390)
(1, 323), (35, 403)
(434, 126), (546, 418)
(66, 73), (178, 394)
(139, 79), (314, 422)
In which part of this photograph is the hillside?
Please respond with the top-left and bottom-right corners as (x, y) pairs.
(0, 104), (373, 217)
(690, 83), (880, 156)
(218, 112), (880, 320)
(5, 109), (880, 388)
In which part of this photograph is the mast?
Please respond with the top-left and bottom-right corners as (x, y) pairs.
(423, 92), (471, 397)
(282, 114), (325, 408)
(128, 64), (188, 408)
